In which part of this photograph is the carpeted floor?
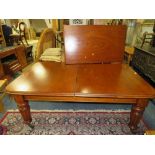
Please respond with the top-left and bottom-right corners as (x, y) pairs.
(0, 111), (147, 135)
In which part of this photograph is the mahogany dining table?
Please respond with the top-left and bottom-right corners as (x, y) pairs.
(5, 25), (155, 133)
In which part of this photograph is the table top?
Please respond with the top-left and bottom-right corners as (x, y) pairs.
(75, 63), (155, 98)
(6, 61), (155, 98)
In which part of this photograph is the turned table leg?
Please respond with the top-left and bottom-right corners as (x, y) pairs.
(14, 95), (32, 125)
(129, 99), (148, 133)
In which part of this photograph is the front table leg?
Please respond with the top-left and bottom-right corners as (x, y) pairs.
(129, 99), (148, 133)
(14, 95), (32, 125)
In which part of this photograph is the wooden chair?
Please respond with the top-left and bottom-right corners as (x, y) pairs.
(35, 28), (56, 61)
(0, 79), (7, 112)
(19, 22), (29, 46)
(141, 32), (155, 48)
(9, 22), (29, 46)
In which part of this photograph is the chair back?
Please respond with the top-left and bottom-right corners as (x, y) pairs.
(35, 28), (56, 61)
(19, 22), (29, 46)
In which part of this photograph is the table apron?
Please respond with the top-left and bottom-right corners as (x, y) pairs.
(23, 95), (137, 104)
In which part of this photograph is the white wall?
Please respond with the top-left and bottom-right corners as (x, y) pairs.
(30, 19), (47, 32)
(19, 19), (31, 28)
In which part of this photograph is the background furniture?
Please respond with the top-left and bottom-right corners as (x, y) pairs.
(0, 21), (6, 47)
(0, 60), (5, 78)
(141, 22), (155, 48)
(0, 45), (27, 76)
(28, 27), (37, 40)
(141, 32), (155, 48)
(35, 28), (56, 61)
(1, 21), (14, 47)
(131, 46), (155, 85)
(19, 22), (29, 46)
(124, 46), (135, 64)
(27, 40), (38, 60)
(19, 22), (33, 64)
(9, 34), (21, 45)
(55, 31), (64, 48)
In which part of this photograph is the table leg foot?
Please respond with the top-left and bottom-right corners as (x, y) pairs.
(129, 99), (148, 133)
(14, 95), (32, 124)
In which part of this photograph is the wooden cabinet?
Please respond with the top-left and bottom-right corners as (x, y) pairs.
(0, 45), (27, 76)
(131, 47), (155, 84)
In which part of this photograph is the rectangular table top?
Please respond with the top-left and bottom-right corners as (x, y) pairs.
(6, 62), (155, 99)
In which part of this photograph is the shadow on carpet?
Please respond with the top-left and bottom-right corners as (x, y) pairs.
(0, 111), (147, 135)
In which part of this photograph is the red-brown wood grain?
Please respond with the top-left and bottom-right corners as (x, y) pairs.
(75, 63), (155, 98)
(64, 25), (127, 64)
(6, 62), (78, 96)
(6, 62), (155, 99)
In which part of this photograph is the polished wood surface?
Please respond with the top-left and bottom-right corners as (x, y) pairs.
(75, 63), (155, 98)
(64, 25), (127, 64)
(6, 62), (155, 98)
(5, 62), (155, 133)
(6, 62), (77, 96)
(24, 95), (137, 103)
